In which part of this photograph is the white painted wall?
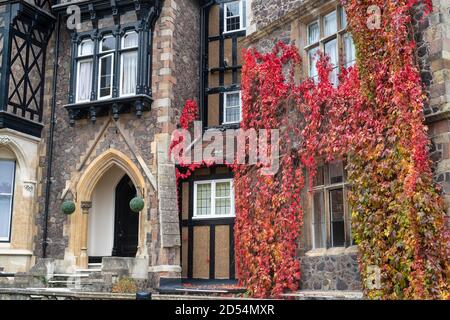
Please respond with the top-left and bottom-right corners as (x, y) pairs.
(87, 165), (126, 257)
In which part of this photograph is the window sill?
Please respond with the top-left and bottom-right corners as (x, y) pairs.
(305, 245), (358, 257)
(64, 94), (153, 126)
(222, 29), (247, 36)
(204, 123), (241, 132)
(192, 215), (235, 220)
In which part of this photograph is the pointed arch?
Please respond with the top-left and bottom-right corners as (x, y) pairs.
(76, 148), (147, 202)
(68, 148), (148, 268)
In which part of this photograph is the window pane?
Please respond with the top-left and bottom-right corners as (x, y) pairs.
(313, 166), (325, 186)
(101, 36), (115, 52)
(122, 32), (138, 49)
(313, 191), (326, 248)
(344, 34), (356, 68)
(329, 161), (344, 184)
(325, 39), (338, 85)
(324, 11), (337, 37)
(0, 160), (14, 194)
(340, 7), (347, 29)
(226, 93), (240, 107)
(324, 39), (338, 66)
(0, 160), (14, 240)
(225, 107), (241, 123)
(0, 194), (12, 239)
(79, 39), (93, 56)
(330, 188), (345, 247)
(77, 59), (93, 102)
(226, 2), (240, 17)
(308, 22), (319, 45)
(196, 184), (211, 216)
(99, 55), (113, 98)
(121, 51), (137, 95)
(215, 198), (231, 215)
(216, 182), (231, 197)
(308, 47), (319, 79)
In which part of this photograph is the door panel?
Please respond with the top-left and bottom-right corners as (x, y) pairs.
(112, 175), (138, 257)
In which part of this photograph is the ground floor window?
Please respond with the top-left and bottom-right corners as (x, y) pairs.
(311, 161), (352, 249)
(0, 159), (16, 242)
(194, 179), (235, 218)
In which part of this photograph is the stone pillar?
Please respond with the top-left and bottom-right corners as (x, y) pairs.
(79, 201), (92, 269)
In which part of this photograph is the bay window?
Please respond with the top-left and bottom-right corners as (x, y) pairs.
(305, 6), (356, 85)
(194, 179), (235, 218)
(0, 159), (15, 242)
(75, 31), (140, 102)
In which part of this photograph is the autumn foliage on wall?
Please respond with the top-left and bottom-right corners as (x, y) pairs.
(232, 0), (449, 299)
(173, 0), (448, 299)
(343, 0), (448, 299)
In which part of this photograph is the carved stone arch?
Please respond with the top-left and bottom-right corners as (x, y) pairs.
(76, 148), (148, 202)
(0, 135), (30, 181)
(67, 148), (149, 268)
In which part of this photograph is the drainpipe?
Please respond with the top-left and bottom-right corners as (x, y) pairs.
(42, 13), (61, 258)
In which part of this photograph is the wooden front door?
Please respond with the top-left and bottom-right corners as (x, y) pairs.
(112, 175), (139, 257)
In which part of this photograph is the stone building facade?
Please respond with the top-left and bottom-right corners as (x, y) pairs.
(243, 0), (450, 291)
(0, 0), (200, 289)
(0, 0), (447, 294)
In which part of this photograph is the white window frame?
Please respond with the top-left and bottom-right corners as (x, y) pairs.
(119, 31), (139, 97)
(98, 53), (114, 100)
(193, 179), (235, 219)
(0, 160), (16, 242)
(223, 90), (242, 125)
(223, 0), (246, 34)
(99, 35), (116, 100)
(75, 39), (94, 103)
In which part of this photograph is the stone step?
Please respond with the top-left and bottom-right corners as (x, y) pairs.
(75, 268), (102, 273)
(51, 274), (90, 278)
(283, 290), (363, 300)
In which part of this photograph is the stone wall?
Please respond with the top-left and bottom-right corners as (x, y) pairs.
(300, 249), (361, 291)
(413, 0), (450, 224)
(250, 0), (305, 30)
(32, 0), (200, 283)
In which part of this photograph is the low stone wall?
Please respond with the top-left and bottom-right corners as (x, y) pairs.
(300, 249), (361, 291)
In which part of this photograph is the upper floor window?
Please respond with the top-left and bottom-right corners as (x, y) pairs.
(312, 162), (352, 249)
(0, 159), (15, 242)
(224, 1), (246, 33)
(223, 91), (242, 124)
(305, 6), (355, 85)
(75, 31), (139, 103)
(194, 179), (235, 219)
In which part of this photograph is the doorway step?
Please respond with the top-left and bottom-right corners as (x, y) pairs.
(47, 263), (103, 291)
(157, 279), (246, 297)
